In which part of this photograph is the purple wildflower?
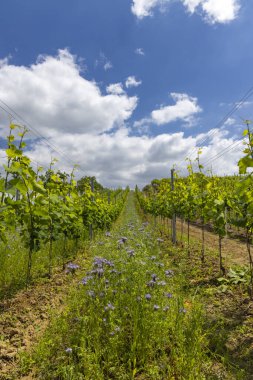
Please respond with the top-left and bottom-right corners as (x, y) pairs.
(179, 307), (187, 314)
(165, 292), (173, 298)
(147, 280), (156, 287)
(93, 257), (114, 268)
(145, 293), (152, 300)
(65, 347), (72, 353)
(154, 304), (160, 311)
(163, 306), (170, 312)
(66, 263), (79, 274)
(127, 249), (135, 257)
(96, 268), (104, 277)
(165, 270), (174, 277)
(105, 302), (115, 311)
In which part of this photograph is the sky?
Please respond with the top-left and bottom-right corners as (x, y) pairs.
(0, 0), (253, 188)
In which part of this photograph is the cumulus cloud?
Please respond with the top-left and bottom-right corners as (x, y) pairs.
(0, 56), (10, 68)
(223, 117), (237, 126)
(23, 125), (243, 188)
(0, 49), (137, 136)
(104, 61), (113, 71)
(131, 0), (164, 19)
(106, 83), (125, 95)
(131, 0), (240, 23)
(183, 0), (240, 24)
(134, 92), (202, 128)
(125, 76), (142, 88)
(151, 92), (202, 125)
(135, 48), (145, 56)
(0, 50), (243, 188)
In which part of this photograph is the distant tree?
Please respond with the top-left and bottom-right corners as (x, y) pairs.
(77, 176), (104, 194)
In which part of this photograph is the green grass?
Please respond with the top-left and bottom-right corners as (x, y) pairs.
(0, 231), (88, 299)
(25, 194), (210, 379)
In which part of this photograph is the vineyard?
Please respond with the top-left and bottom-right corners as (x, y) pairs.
(0, 124), (128, 297)
(136, 128), (253, 294)
(0, 124), (253, 379)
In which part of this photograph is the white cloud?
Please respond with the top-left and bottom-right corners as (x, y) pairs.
(182, 0), (202, 13)
(183, 0), (240, 23)
(106, 83), (125, 95)
(133, 92), (202, 130)
(131, 0), (240, 23)
(95, 52), (113, 71)
(0, 56), (10, 68)
(132, 0), (162, 19)
(135, 48), (145, 56)
(0, 50), (244, 188)
(151, 92), (202, 125)
(24, 125), (243, 188)
(224, 117), (236, 126)
(125, 76), (142, 88)
(104, 61), (113, 71)
(0, 49), (137, 136)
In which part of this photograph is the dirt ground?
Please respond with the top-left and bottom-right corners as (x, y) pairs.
(0, 254), (88, 380)
(166, 217), (250, 267)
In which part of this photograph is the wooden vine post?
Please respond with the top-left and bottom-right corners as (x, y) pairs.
(171, 168), (176, 245)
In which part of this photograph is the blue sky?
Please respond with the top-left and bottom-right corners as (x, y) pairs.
(0, 0), (252, 187)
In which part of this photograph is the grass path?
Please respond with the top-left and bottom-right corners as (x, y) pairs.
(19, 193), (209, 379)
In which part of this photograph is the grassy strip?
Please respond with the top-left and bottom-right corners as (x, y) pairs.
(21, 193), (210, 379)
(0, 233), (87, 300)
(153, 216), (252, 379)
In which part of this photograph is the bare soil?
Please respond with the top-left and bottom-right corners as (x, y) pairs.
(0, 253), (89, 380)
(169, 217), (250, 267)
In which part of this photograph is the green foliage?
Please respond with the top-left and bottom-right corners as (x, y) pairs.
(31, 194), (208, 379)
(0, 123), (128, 294)
(217, 267), (249, 292)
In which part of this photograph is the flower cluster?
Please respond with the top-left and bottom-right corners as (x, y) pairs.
(66, 262), (80, 274)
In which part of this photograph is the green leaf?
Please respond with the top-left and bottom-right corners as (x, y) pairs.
(238, 156), (253, 174)
(32, 181), (46, 195)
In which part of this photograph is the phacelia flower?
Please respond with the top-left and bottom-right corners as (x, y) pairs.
(165, 269), (174, 277)
(105, 302), (115, 311)
(66, 263), (79, 274)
